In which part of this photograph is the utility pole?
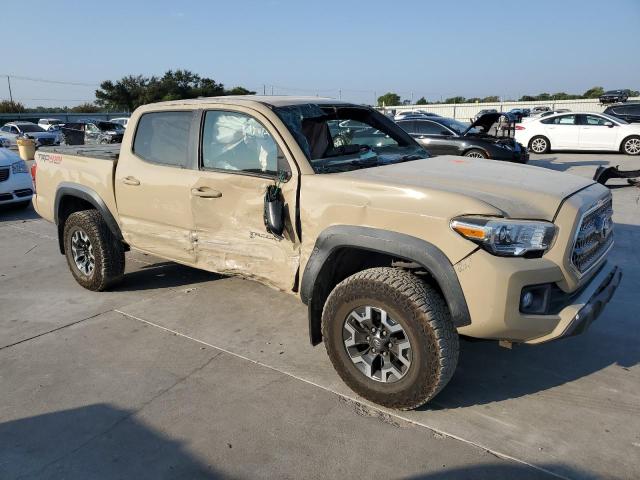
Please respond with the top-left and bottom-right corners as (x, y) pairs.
(338, 89), (341, 100)
(263, 84), (266, 95)
(7, 75), (13, 103)
(271, 85), (274, 96)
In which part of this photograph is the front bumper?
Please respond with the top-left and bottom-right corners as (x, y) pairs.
(455, 247), (621, 344)
(0, 171), (34, 204)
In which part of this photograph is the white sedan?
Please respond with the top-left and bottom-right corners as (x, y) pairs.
(0, 148), (34, 208)
(515, 112), (640, 155)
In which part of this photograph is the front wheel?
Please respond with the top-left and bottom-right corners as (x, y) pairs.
(322, 267), (459, 410)
(63, 210), (125, 291)
(621, 136), (640, 155)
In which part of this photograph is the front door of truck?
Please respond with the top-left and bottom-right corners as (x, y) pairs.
(115, 109), (200, 264)
(190, 108), (300, 291)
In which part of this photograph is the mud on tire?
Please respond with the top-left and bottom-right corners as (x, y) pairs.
(322, 267), (459, 410)
(63, 210), (125, 291)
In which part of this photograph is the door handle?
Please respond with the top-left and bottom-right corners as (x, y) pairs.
(191, 187), (222, 198)
(122, 176), (140, 186)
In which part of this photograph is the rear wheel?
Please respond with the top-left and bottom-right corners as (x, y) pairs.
(63, 210), (125, 291)
(322, 267), (459, 410)
(621, 136), (640, 155)
(529, 136), (550, 154)
(464, 149), (487, 158)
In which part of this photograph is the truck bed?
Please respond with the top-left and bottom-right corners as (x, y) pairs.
(39, 144), (120, 161)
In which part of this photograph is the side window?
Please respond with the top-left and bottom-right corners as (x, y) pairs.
(10, 126), (19, 134)
(416, 121), (447, 135)
(544, 115), (576, 125)
(201, 110), (279, 175)
(133, 111), (192, 167)
(583, 115), (608, 126)
(0, 126), (9, 132)
(397, 120), (416, 134)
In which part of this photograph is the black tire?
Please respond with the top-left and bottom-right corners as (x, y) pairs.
(322, 267), (459, 410)
(621, 136), (640, 156)
(63, 210), (125, 291)
(529, 135), (550, 154)
(463, 149), (488, 158)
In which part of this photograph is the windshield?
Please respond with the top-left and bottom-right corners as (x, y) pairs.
(273, 104), (429, 173)
(17, 124), (46, 133)
(96, 122), (124, 132)
(437, 118), (477, 135)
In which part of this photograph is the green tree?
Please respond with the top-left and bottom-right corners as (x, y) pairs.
(415, 96), (428, 105)
(582, 86), (604, 98)
(481, 95), (500, 103)
(444, 96), (466, 104)
(226, 86), (256, 95)
(628, 89), (639, 97)
(377, 92), (401, 106)
(0, 100), (25, 113)
(69, 103), (101, 113)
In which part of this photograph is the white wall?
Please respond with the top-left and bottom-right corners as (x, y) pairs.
(382, 97), (640, 121)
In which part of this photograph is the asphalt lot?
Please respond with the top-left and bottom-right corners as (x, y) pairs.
(1, 152), (639, 480)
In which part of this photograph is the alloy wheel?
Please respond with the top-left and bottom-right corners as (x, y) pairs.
(465, 151), (485, 158)
(624, 138), (640, 155)
(71, 229), (95, 276)
(530, 138), (547, 153)
(342, 306), (412, 383)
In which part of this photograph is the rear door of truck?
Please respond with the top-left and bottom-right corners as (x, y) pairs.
(115, 109), (201, 264)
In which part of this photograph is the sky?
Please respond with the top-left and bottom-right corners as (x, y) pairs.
(3, 0), (640, 107)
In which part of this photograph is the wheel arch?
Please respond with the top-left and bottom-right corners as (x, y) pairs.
(528, 135), (550, 152)
(301, 225), (471, 346)
(54, 183), (123, 254)
(462, 146), (490, 158)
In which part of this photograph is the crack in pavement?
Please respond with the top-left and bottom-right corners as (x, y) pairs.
(114, 308), (569, 480)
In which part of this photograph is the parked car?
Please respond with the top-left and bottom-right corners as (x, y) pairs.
(472, 109), (498, 121)
(530, 106), (551, 115)
(394, 110), (440, 121)
(32, 96), (620, 410)
(61, 120), (125, 145)
(508, 108), (527, 122)
(526, 109), (572, 121)
(599, 89), (629, 104)
(398, 114), (528, 162)
(0, 122), (61, 147)
(110, 117), (130, 128)
(515, 112), (640, 155)
(604, 102), (640, 124)
(38, 118), (65, 131)
(0, 147), (34, 209)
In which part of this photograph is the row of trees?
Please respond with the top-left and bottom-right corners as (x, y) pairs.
(377, 86), (640, 107)
(0, 70), (256, 113)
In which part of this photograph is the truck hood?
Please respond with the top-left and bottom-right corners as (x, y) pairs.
(341, 156), (594, 220)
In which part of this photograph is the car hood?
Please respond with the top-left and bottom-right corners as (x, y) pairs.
(463, 112), (508, 135)
(341, 155), (595, 220)
(0, 147), (22, 166)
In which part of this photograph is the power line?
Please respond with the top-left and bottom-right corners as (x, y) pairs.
(1, 74), (99, 87)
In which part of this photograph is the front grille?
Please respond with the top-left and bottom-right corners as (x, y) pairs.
(14, 188), (33, 198)
(571, 197), (613, 274)
(0, 168), (9, 182)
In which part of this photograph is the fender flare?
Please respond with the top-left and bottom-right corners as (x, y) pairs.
(54, 182), (123, 253)
(301, 225), (472, 344)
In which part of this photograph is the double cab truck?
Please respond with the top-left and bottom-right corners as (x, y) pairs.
(32, 96), (621, 410)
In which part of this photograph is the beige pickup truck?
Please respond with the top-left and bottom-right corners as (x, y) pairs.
(33, 96), (621, 409)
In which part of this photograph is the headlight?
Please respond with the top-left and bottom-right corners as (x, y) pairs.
(11, 160), (29, 174)
(450, 216), (556, 257)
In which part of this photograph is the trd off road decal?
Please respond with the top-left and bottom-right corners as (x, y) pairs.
(37, 153), (63, 165)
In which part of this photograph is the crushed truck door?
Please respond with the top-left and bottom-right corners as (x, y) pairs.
(191, 108), (301, 291)
(115, 109), (200, 264)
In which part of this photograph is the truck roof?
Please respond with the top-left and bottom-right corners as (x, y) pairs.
(146, 95), (352, 108)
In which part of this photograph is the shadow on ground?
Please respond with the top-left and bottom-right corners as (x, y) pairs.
(529, 156), (609, 172)
(0, 404), (229, 480)
(0, 203), (40, 223)
(115, 261), (222, 292)
(406, 463), (593, 480)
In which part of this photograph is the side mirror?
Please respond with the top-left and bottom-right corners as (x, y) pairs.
(263, 184), (285, 238)
(604, 121), (614, 128)
(440, 130), (453, 136)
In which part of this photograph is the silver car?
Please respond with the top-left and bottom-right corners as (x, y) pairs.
(0, 122), (61, 147)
